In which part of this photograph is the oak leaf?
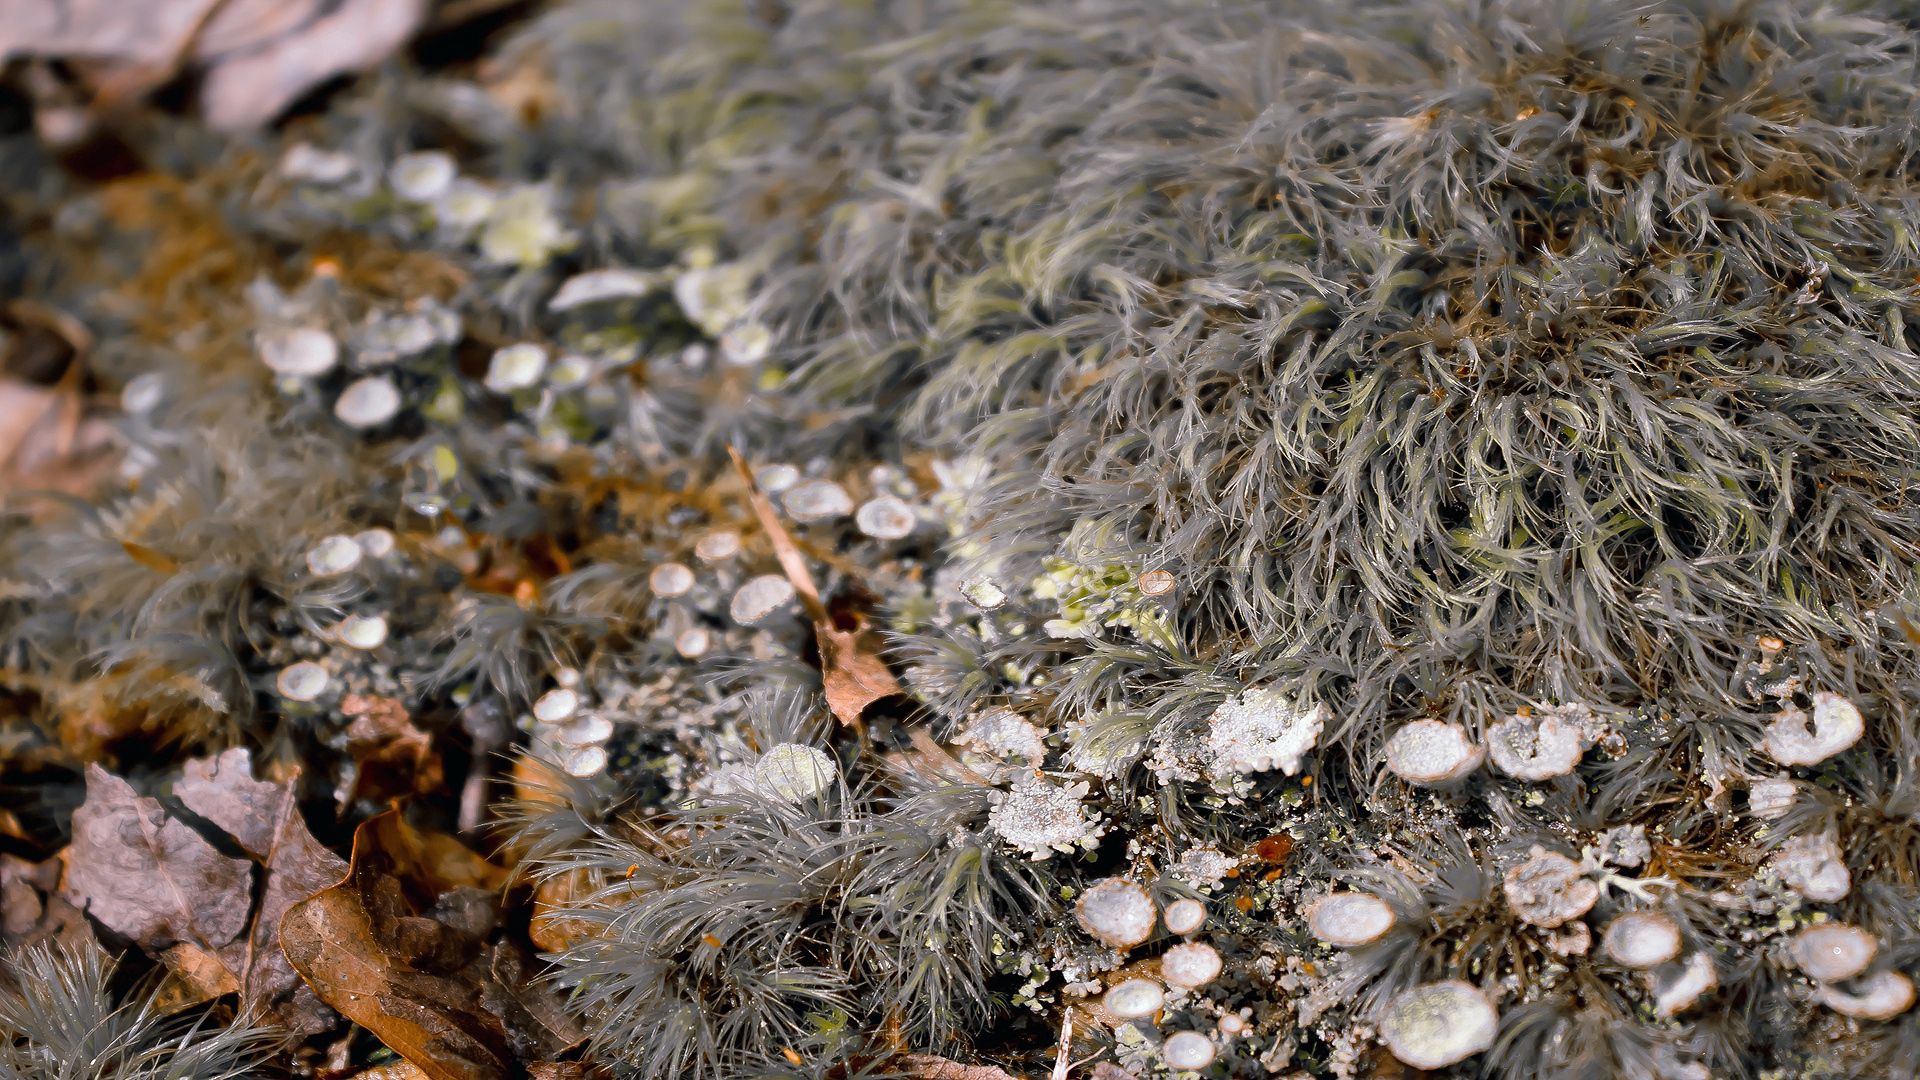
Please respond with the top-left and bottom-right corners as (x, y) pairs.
(175, 747), (347, 1033)
(281, 810), (514, 1080)
(61, 764), (252, 1000)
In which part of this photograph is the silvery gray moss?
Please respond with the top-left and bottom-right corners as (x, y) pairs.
(4, 0), (1920, 1077)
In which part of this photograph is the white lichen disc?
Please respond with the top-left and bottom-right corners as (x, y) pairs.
(754, 743), (838, 802)
(1791, 923), (1878, 983)
(1601, 912), (1681, 969)
(1650, 952), (1719, 1017)
(1076, 878), (1156, 949)
(1206, 686), (1326, 777)
(1384, 720), (1483, 785)
(1160, 942), (1223, 989)
(1162, 898), (1206, 936)
(1775, 833), (1851, 902)
(1762, 691), (1864, 766)
(731, 574), (798, 625)
(334, 376), (402, 428)
(1816, 970), (1915, 1020)
(1307, 892), (1398, 947)
(306, 534), (364, 577)
(1379, 980), (1498, 1070)
(1486, 709), (1587, 780)
(649, 561), (695, 597)
(1102, 978), (1164, 1019)
(1502, 847), (1599, 928)
(1161, 1031), (1216, 1070)
(275, 661), (330, 702)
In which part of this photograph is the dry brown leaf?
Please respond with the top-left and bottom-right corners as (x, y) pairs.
(175, 747), (347, 1033)
(349, 1065), (430, 1080)
(727, 446), (902, 727)
(62, 753), (348, 1031)
(342, 693), (444, 804)
(0, 0), (430, 130)
(61, 764), (253, 1000)
(281, 810), (513, 1080)
(897, 1055), (1021, 1080)
(528, 866), (596, 953)
(482, 942), (586, 1061)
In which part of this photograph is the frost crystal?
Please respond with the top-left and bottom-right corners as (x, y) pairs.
(1206, 686), (1326, 777)
(990, 776), (1101, 860)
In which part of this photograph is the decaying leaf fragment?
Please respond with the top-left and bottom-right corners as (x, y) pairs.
(175, 747), (348, 1032)
(728, 446), (902, 726)
(61, 764), (253, 1000)
(61, 752), (347, 1032)
(0, 0), (431, 130)
(281, 810), (528, 1080)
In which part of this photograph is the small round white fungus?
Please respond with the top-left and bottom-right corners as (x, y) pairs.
(306, 534), (364, 577)
(1161, 1031), (1216, 1071)
(959, 578), (1007, 610)
(336, 614), (388, 650)
(731, 574), (797, 625)
(755, 463), (800, 493)
(533, 688), (580, 724)
(1487, 708), (1588, 781)
(1775, 833), (1851, 902)
(1137, 569), (1176, 597)
(1763, 691), (1864, 766)
(1307, 892), (1397, 947)
(1379, 981), (1498, 1070)
(1650, 952), (1718, 1017)
(259, 326), (339, 377)
(675, 627), (712, 658)
(720, 322), (773, 365)
(1791, 923), (1878, 983)
(553, 667), (581, 689)
(1384, 720), (1484, 785)
(694, 530), (742, 563)
(784, 479), (854, 523)
(854, 495), (917, 540)
(1160, 942), (1222, 989)
(1102, 978), (1164, 1020)
(560, 744), (608, 779)
(334, 376), (402, 428)
(275, 662), (330, 702)
(550, 714), (613, 747)
(1076, 878), (1156, 950)
(389, 151), (456, 202)
(1503, 847), (1599, 928)
(1601, 912), (1681, 969)
(121, 372), (167, 414)
(1748, 776), (1798, 820)
(485, 343), (549, 393)
(649, 562), (695, 597)
(353, 528), (396, 558)
(1163, 898), (1206, 936)
(547, 267), (657, 311)
(755, 743), (838, 802)
(1816, 970), (1916, 1021)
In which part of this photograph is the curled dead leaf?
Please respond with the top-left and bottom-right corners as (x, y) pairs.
(280, 810), (519, 1080)
(61, 764), (252, 1001)
(727, 446), (902, 727)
